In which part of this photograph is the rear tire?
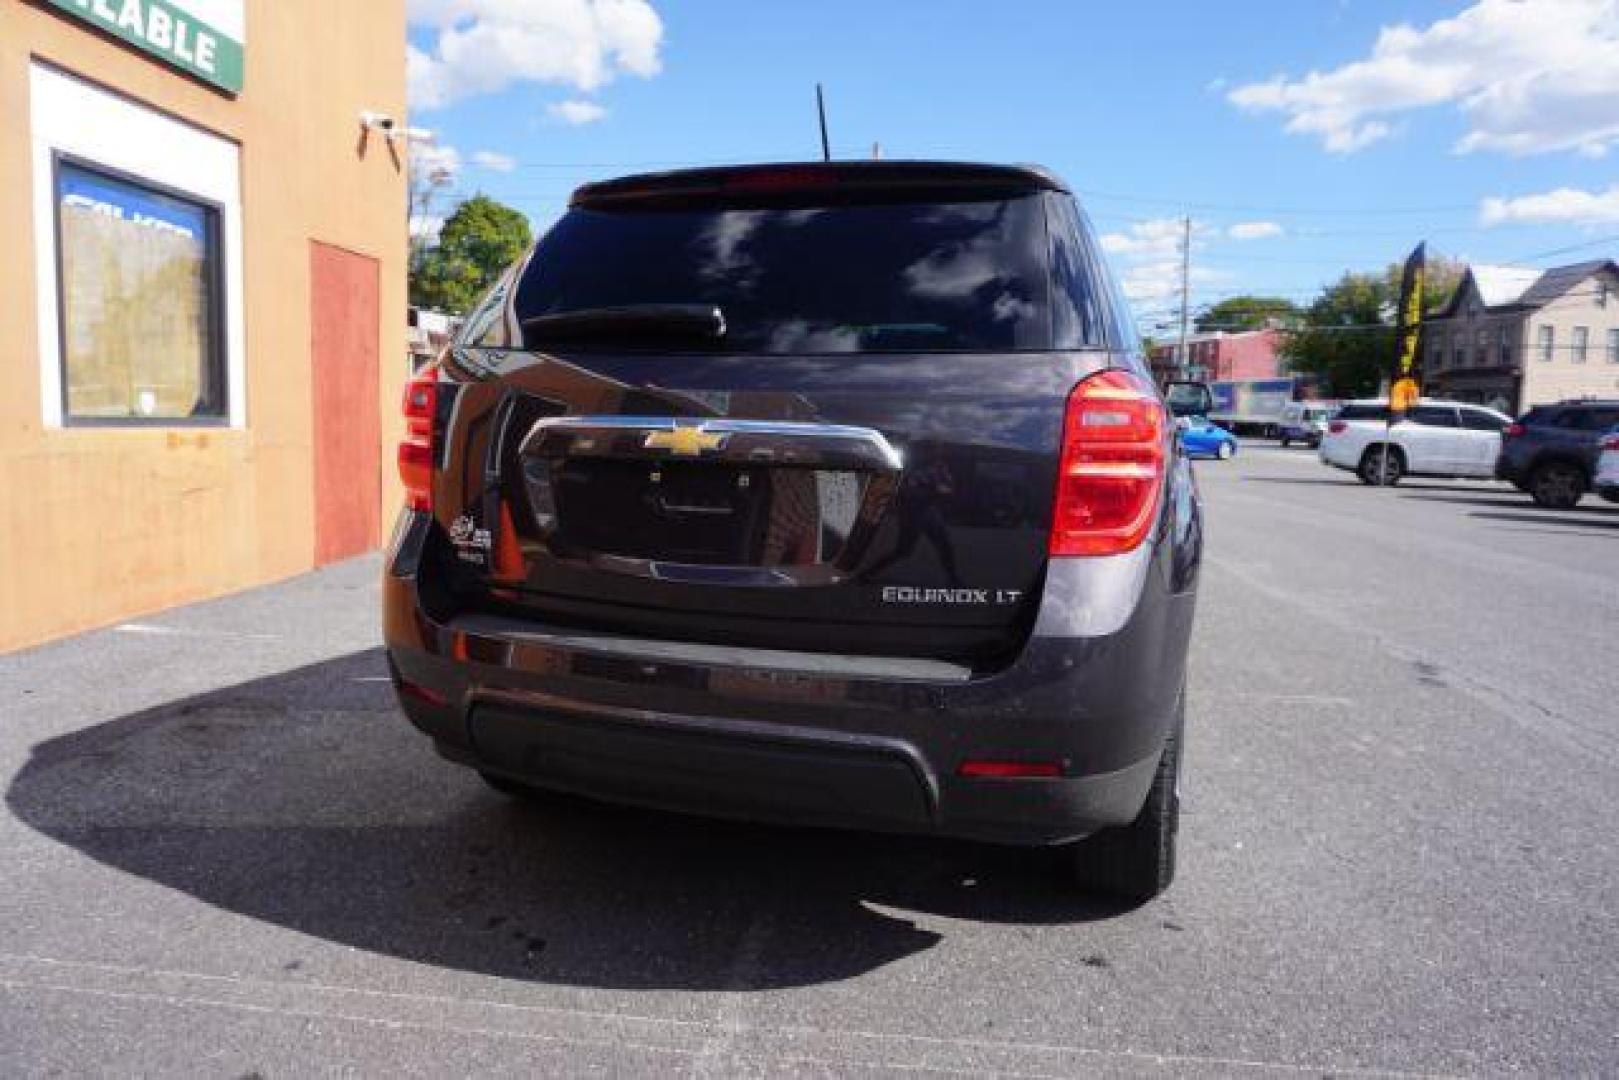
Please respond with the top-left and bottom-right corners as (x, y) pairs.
(1529, 462), (1585, 509)
(1070, 698), (1183, 904)
(1357, 446), (1404, 486)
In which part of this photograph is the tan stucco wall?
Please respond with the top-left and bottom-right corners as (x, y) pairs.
(1, 0), (407, 652)
(1520, 269), (1619, 408)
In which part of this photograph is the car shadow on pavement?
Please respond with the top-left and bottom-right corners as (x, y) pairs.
(5, 650), (1127, 991)
(1239, 476), (1358, 487)
(1469, 510), (1619, 531)
(1396, 493), (1528, 509)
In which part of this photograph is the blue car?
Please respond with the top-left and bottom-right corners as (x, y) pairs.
(1178, 416), (1239, 460)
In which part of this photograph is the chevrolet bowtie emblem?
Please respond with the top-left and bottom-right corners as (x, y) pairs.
(644, 425), (727, 457)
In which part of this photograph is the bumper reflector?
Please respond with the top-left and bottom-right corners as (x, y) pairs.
(958, 760), (1063, 779)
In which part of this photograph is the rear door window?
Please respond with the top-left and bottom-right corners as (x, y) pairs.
(1338, 404), (1390, 422)
(510, 196), (1054, 353)
(1460, 408), (1507, 432)
(1410, 405), (1460, 427)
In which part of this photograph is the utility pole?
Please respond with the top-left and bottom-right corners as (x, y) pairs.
(871, 141), (882, 160)
(816, 84), (831, 162)
(1176, 215), (1192, 379)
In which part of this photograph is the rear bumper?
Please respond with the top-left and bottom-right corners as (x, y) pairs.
(1495, 450), (1527, 483)
(383, 504), (1198, 846)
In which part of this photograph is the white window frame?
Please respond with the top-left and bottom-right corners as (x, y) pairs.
(1572, 326), (1588, 364)
(1536, 325), (1553, 362)
(30, 62), (246, 429)
(1608, 328), (1619, 365)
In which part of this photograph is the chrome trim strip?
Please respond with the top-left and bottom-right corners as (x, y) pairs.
(528, 415), (904, 470)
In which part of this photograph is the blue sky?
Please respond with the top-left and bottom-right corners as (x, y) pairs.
(407, 1), (1619, 333)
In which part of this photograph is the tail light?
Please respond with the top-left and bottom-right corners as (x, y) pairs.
(1050, 369), (1166, 557)
(723, 167), (840, 193)
(1601, 433), (1619, 452)
(1505, 422), (1526, 438)
(1328, 419), (1348, 435)
(398, 371), (438, 511)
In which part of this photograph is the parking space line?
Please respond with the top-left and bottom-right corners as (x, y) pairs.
(0, 952), (1463, 1077)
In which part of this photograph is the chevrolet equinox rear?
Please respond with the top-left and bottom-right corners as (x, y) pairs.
(383, 161), (1202, 901)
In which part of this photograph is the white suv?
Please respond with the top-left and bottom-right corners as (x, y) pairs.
(1320, 399), (1512, 485)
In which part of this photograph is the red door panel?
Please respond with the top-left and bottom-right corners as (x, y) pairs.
(310, 241), (381, 566)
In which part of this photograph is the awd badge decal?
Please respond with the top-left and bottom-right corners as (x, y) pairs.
(448, 514), (493, 566)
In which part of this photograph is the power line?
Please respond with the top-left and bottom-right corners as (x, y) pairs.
(1502, 234), (1619, 263)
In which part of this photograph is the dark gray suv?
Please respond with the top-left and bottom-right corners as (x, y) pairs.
(383, 161), (1203, 901)
(1497, 399), (1619, 508)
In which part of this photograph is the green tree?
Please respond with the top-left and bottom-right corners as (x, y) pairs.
(410, 195), (532, 314)
(1194, 295), (1301, 332)
(1381, 252), (1465, 315)
(1279, 272), (1394, 398)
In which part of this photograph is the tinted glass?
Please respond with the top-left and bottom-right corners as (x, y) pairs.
(1045, 195), (1107, 348)
(1338, 404), (1390, 422)
(509, 197), (1053, 353)
(1410, 405), (1459, 427)
(1552, 410), (1589, 430)
(1460, 408), (1507, 432)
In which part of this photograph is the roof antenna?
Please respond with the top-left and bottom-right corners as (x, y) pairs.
(816, 83), (831, 162)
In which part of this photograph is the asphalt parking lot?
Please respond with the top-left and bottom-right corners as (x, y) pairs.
(2, 445), (1615, 1077)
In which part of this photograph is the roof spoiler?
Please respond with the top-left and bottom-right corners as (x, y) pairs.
(571, 160), (1068, 209)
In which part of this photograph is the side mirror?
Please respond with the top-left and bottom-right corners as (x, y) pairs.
(1165, 380), (1214, 419)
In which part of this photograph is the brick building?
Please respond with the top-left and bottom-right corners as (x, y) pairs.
(1149, 328), (1285, 384)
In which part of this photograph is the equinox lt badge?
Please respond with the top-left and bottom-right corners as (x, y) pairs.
(881, 586), (1023, 605)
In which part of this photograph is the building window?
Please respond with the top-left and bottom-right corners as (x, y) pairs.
(1476, 327), (1489, 367)
(1455, 344), (1466, 368)
(54, 159), (224, 423)
(1608, 328), (1619, 364)
(31, 62), (244, 428)
(1499, 324), (1513, 367)
(1537, 325), (1553, 362)
(1572, 326), (1589, 364)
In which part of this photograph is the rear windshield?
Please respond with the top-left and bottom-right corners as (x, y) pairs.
(505, 196), (1054, 353)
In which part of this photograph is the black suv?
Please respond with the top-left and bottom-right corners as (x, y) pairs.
(1497, 399), (1619, 508)
(383, 162), (1202, 901)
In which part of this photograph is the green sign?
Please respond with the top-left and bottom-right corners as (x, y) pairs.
(46, 0), (244, 94)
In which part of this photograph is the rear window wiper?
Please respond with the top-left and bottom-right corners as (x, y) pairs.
(521, 304), (726, 345)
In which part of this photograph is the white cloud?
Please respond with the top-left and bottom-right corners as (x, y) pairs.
(410, 141), (462, 183)
(409, 213), (446, 243)
(1480, 184), (1619, 225)
(1099, 219), (1230, 312)
(408, 0), (663, 110)
(471, 150), (516, 172)
(1228, 221), (1283, 241)
(1100, 217), (1200, 258)
(1228, 0), (1619, 157)
(1119, 263), (1225, 309)
(547, 99), (609, 125)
